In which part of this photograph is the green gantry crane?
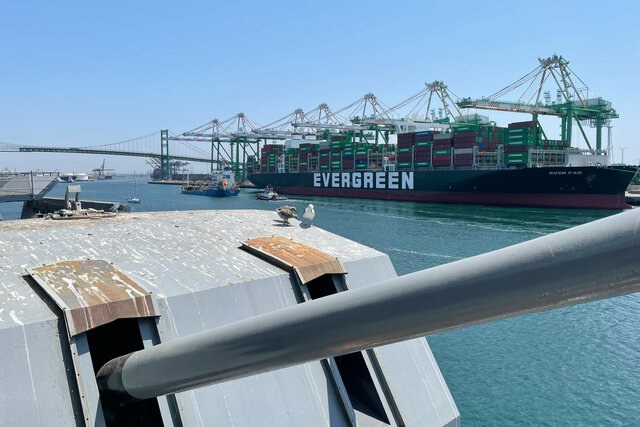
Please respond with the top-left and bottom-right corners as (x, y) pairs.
(456, 55), (618, 151)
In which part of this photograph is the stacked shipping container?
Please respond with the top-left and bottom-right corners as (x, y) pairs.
(504, 121), (567, 165)
(261, 144), (283, 172)
(396, 133), (414, 168)
(433, 133), (453, 167)
(413, 131), (434, 167)
(254, 122), (569, 173)
(246, 155), (255, 173)
(298, 142), (318, 171)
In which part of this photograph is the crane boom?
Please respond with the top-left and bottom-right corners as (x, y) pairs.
(457, 99), (559, 115)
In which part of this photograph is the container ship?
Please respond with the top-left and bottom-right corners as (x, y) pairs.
(247, 120), (636, 209)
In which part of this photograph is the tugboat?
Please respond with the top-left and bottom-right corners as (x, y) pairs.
(181, 167), (240, 197)
(256, 185), (288, 201)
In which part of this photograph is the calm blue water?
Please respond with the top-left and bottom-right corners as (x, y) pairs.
(2, 179), (639, 425)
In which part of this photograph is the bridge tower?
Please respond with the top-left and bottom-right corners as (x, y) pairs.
(160, 130), (170, 180)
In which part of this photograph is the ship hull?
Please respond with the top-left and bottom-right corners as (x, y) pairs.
(248, 166), (634, 209)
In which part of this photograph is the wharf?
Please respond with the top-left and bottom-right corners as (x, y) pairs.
(21, 196), (130, 219)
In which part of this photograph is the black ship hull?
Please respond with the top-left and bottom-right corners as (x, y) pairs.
(248, 166), (635, 209)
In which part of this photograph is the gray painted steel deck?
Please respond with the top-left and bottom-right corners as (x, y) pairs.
(0, 210), (459, 426)
(0, 172), (59, 202)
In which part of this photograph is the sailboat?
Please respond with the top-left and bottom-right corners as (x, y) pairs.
(128, 173), (141, 203)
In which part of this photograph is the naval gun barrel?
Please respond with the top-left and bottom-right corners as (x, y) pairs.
(98, 209), (640, 402)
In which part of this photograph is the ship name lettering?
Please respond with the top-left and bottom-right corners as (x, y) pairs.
(388, 172), (399, 189)
(312, 172), (413, 190)
(352, 173), (362, 188)
(363, 172), (374, 189)
(402, 172), (414, 190)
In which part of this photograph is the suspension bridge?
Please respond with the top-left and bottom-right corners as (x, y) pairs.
(1, 56), (616, 181)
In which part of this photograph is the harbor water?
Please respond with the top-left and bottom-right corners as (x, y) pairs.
(2, 179), (639, 425)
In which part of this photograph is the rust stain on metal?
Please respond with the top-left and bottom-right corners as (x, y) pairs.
(30, 260), (155, 336)
(242, 237), (346, 284)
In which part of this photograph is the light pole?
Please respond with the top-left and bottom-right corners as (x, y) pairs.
(618, 147), (626, 165)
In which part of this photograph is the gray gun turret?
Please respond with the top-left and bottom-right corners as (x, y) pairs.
(98, 209), (640, 403)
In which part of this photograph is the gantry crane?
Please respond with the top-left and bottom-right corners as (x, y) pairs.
(456, 55), (618, 150)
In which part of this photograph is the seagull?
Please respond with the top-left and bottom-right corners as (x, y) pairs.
(302, 204), (315, 226)
(276, 206), (298, 225)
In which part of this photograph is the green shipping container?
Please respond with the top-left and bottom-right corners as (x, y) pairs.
(356, 164), (367, 169)
(397, 162), (412, 168)
(397, 147), (412, 153)
(504, 152), (529, 164)
(433, 149), (451, 156)
(414, 161), (430, 167)
(320, 153), (329, 157)
(414, 141), (432, 147)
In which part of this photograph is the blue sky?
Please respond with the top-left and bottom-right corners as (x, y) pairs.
(1, 0), (639, 173)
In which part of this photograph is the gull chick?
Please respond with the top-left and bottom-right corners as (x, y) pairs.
(276, 206), (298, 225)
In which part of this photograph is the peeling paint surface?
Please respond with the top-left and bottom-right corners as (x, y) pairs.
(242, 236), (347, 284)
(29, 260), (155, 336)
(0, 210), (382, 330)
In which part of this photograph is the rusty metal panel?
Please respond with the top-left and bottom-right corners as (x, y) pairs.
(28, 260), (156, 336)
(242, 236), (346, 284)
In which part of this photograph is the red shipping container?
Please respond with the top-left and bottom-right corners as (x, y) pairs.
(453, 142), (477, 149)
(397, 141), (415, 148)
(397, 132), (414, 140)
(454, 131), (476, 138)
(414, 135), (434, 142)
(433, 143), (452, 150)
(508, 121), (537, 129)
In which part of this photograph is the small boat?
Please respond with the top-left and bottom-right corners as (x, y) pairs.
(256, 186), (287, 201)
(128, 173), (141, 203)
(181, 167), (240, 197)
